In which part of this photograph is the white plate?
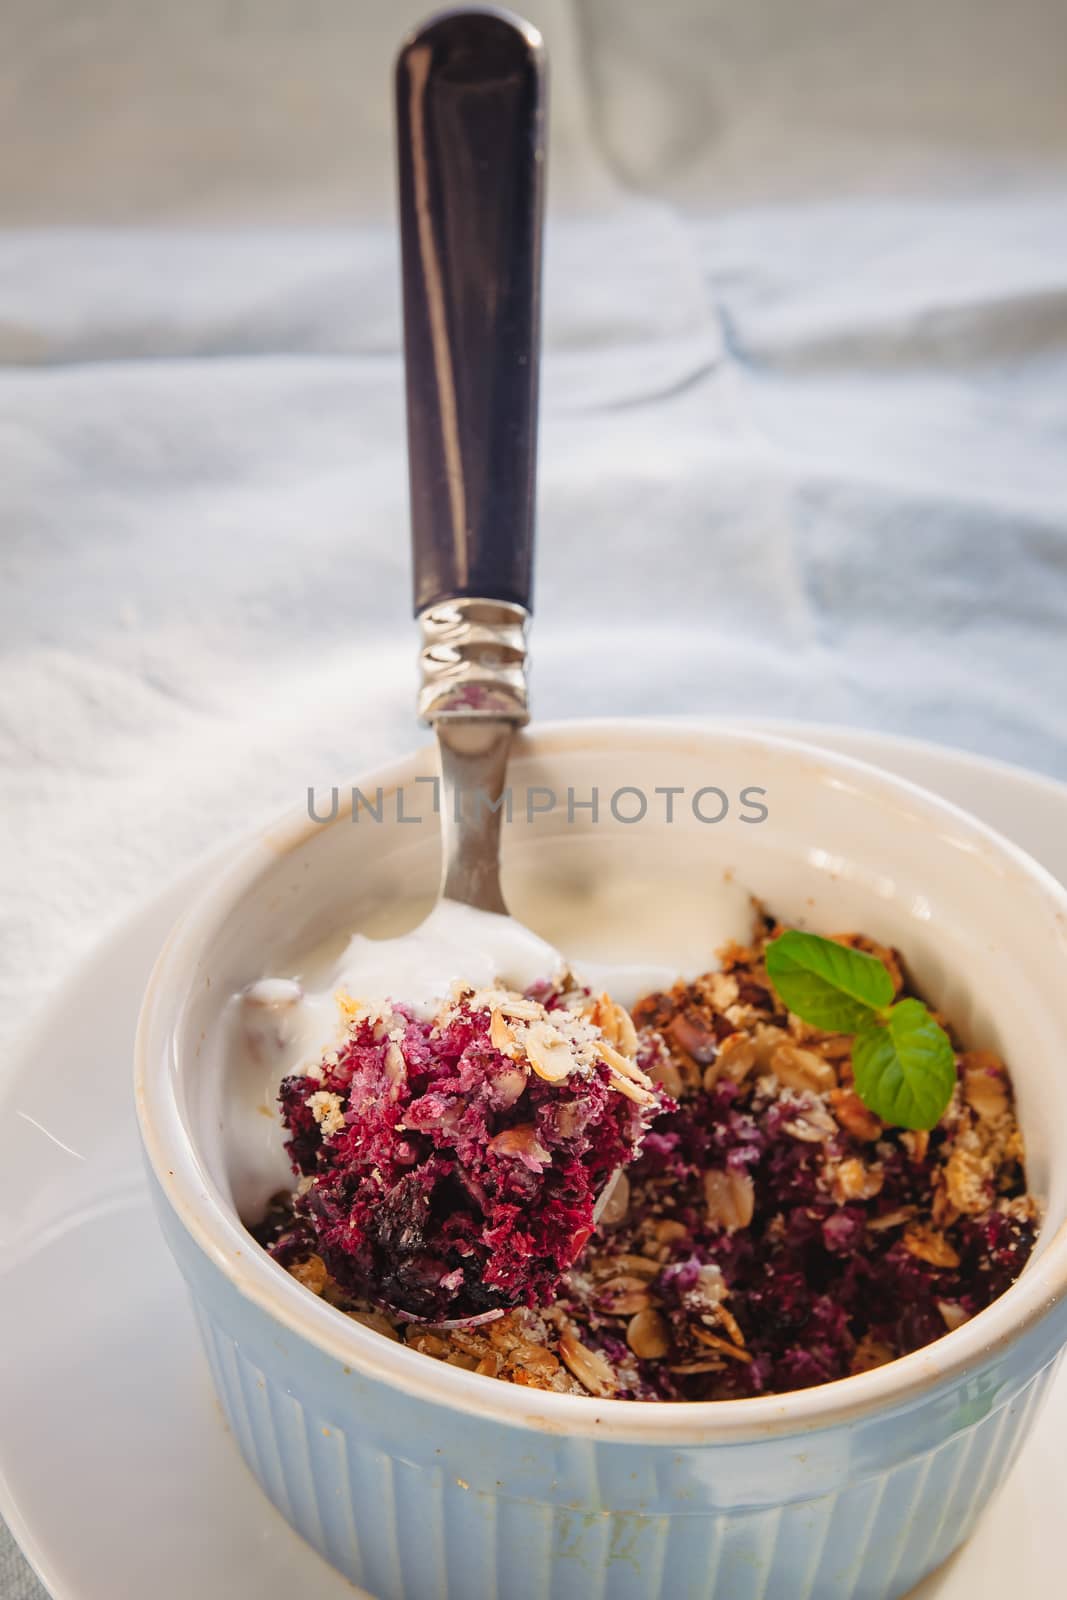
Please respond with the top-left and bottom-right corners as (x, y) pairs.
(2, 724), (1066, 1600)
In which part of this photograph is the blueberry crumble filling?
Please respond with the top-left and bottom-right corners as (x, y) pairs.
(254, 918), (1037, 1399)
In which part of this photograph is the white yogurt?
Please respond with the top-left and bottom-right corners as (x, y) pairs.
(324, 900), (567, 1020)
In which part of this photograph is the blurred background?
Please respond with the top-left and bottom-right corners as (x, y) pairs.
(3, 0), (1067, 1051)
(2, 3), (1067, 1591)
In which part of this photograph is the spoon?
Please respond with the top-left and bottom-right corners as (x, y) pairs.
(396, 10), (631, 1289)
(396, 7), (544, 929)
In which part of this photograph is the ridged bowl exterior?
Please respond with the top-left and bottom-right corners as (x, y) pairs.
(156, 1184), (1065, 1600)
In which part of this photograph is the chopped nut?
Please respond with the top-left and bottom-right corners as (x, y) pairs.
(615, 1006), (639, 1059)
(937, 1082), (965, 1135)
(723, 1002), (761, 1030)
(666, 1010), (719, 1065)
(598, 1039), (655, 1090)
(830, 1088), (883, 1142)
(406, 1331), (449, 1358)
(787, 1012), (822, 1043)
(851, 1333), (895, 1373)
(832, 1157), (884, 1203)
(901, 1129), (929, 1164)
(930, 1178), (961, 1230)
(347, 1309), (400, 1341)
(810, 1034), (854, 1062)
(691, 1263), (728, 1310)
(704, 1168), (755, 1230)
(596, 1170), (631, 1227)
(583, 994), (640, 1060)
(605, 1068), (656, 1105)
(521, 1020), (575, 1083)
(559, 1327), (616, 1397)
(715, 1305), (747, 1347)
(597, 1276), (654, 1315)
(944, 1144), (992, 1214)
(692, 1325), (752, 1363)
(770, 1041), (837, 1094)
(782, 1098), (837, 1142)
(937, 1300), (971, 1332)
(752, 1023), (789, 1068)
(289, 1254), (328, 1294)
(493, 1064), (529, 1107)
(652, 1054), (685, 1098)
(698, 970), (739, 1010)
(591, 1251), (654, 1280)
(903, 1224), (961, 1269)
(583, 992), (620, 1044)
(383, 1042), (406, 1088)
(479, 992), (543, 1022)
(515, 1342), (560, 1376)
(961, 1052), (1010, 1122)
(488, 1317), (523, 1352)
(601, 1252), (660, 1279)
(488, 1123), (550, 1165)
(627, 1308), (671, 1359)
(370, 1012), (394, 1042)
(489, 1009), (518, 1054)
(715, 1032), (758, 1083)
(866, 1206), (916, 1231)
(306, 1090), (346, 1138)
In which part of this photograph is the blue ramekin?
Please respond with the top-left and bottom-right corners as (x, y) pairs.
(135, 724), (1067, 1599)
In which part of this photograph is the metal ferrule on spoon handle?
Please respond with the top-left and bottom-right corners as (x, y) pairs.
(417, 598), (530, 725)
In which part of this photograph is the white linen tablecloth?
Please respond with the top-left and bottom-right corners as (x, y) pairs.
(3, 2), (1067, 1594)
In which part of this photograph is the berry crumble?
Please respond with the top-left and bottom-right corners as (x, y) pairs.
(255, 917), (1037, 1398)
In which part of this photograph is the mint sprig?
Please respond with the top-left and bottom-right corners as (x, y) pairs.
(853, 1000), (957, 1130)
(764, 930), (956, 1131)
(764, 930), (894, 1032)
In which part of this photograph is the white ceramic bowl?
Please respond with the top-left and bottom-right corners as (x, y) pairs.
(135, 722), (1067, 1600)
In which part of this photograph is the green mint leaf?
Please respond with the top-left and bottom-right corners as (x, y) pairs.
(852, 1000), (956, 1130)
(764, 929), (895, 1033)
